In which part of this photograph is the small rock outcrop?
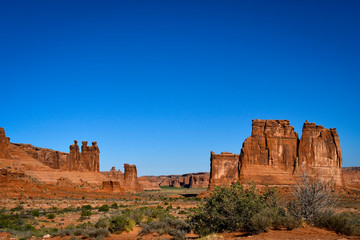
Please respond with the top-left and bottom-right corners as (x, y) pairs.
(209, 151), (240, 188)
(101, 165), (143, 192)
(124, 164), (143, 192)
(102, 180), (123, 192)
(0, 128), (11, 159)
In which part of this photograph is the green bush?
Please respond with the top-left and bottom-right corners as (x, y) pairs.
(189, 182), (279, 236)
(81, 205), (92, 210)
(314, 211), (360, 236)
(139, 217), (190, 240)
(81, 210), (92, 217)
(111, 203), (119, 209)
(30, 210), (40, 217)
(98, 205), (110, 212)
(108, 215), (135, 233)
(47, 214), (55, 219)
(248, 207), (300, 233)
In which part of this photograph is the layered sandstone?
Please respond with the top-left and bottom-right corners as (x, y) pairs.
(343, 167), (360, 191)
(0, 128), (11, 159)
(123, 164), (143, 192)
(298, 121), (344, 187)
(15, 140), (100, 172)
(238, 120), (298, 186)
(209, 120), (345, 189)
(78, 141), (100, 172)
(102, 181), (123, 192)
(209, 151), (240, 188)
(14, 143), (68, 170)
(142, 172), (210, 189)
(138, 176), (161, 190)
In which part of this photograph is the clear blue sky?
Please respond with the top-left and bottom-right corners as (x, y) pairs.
(1, 0), (359, 175)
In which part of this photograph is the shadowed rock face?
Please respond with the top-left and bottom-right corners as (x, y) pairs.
(0, 128), (11, 159)
(298, 121), (344, 186)
(209, 151), (240, 188)
(123, 164), (143, 192)
(209, 120), (345, 189)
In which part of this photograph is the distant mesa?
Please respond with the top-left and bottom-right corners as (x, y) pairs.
(209, 119), (345, 190)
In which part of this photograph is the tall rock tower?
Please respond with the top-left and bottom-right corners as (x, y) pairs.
(298, 121), (344, 187)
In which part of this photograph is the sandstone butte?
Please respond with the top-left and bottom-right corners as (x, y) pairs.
(0, 127), (144, 193)
(209, 120), (346, 190)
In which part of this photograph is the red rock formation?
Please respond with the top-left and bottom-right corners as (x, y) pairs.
(15, 143), (68, 170)
(238, 120), (298, 186)
(0, 128), (11, 159)
(343, 167), (360, 192)
(123, 164), (143, 192)
(68, 140), (80, 171)
(102, 166), (124, 183)
(209, 151), (240, 188)
(144, 172), (210, 188)
(189, 173), (210, 188)
(74, 141), (100, 172)
(298, 121), (344, 187)
(209, 119), (345, 189)
(138, 176), (161, 190)
(102, 180), (123, 192)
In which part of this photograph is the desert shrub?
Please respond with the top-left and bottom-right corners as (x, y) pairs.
(314, 211), (360, 236)
(82, 205), (92, 210)
(108, 215), (135, 233)
(111, 203), (119, 209)
(47, 213), (55, 219)
(189, 182), (278, 236)
(248, 207), (300, 233)
(81, 210), (92, 217)
(54, 227), (109, 239)
(95, 218), (109, 229)
(289, 171), (337, 223)
(139, 217), (190, 240)
(80, 228), (110, 239)
(31, 210), (40, 217)
(7, 229), (33, 240)
(98, 205), (109, 212)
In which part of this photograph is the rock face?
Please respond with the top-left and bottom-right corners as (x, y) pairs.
(298, 121), (344, 186)
(209, 120), (345, 189)
(342, 167), (360, 192)
(15, 140), (100, 172)
(124, 164), (143, 192)
(14, 143), (68, 170)
(0, 128), (11, 159)
(189, 173), (210, 188)
(79, 141), (100, 172)
(101, 165), (143, 192)
(238, 120), (298, 186)
(68, 140), (80, 171)
(102, 181), (122, 192)
(141, 172), (210, 189)
(209, 151), (240, 188)
(138, 176), (161, 190)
